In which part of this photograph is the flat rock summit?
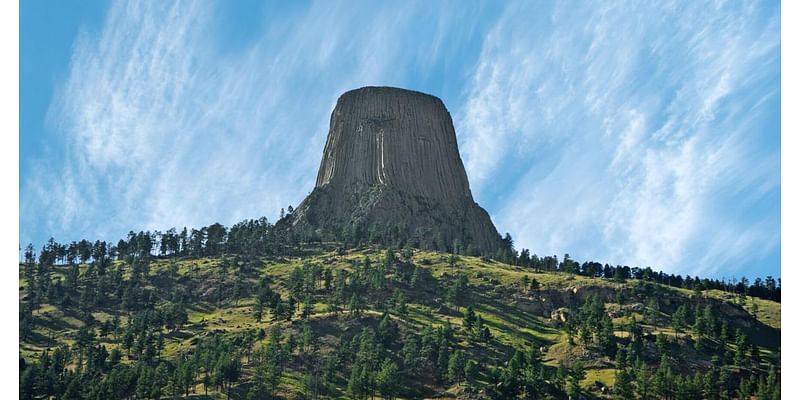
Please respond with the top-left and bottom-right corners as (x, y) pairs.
(283, 86), (508, 255)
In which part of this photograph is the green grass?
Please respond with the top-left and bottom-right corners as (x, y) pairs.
(582, 368), (616, 390)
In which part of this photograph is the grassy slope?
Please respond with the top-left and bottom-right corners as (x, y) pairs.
(19, 248), (781, 398)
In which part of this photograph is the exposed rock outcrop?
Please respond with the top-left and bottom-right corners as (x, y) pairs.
(551, 307), (570, 323)
(283, 86), (507, 255)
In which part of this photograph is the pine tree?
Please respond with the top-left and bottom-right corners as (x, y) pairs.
(447, 350), (468, 384)
(463, 306), (477, 331)
(656, 332), (668, 354)
(378, 312), (398, 347)
(703, 369), (718, 400)
(718, 368), (731, 398)
(436, 340), (450, 381)
(348, 364), (367, 400)
(599, 314), (616, 355)
(401, 334), (420, 373)
(301, 323), (316, 353)
(376, 359), (399, 399)
(672, 304), (687, 334)
(703, 305), (716, 337)
(563, 362), (586, 399)
(465, 359), (478, 383)
(693, 303), (705, 336)
(615, 367), (634, 399)
(349, 293), (363, 316)
(301, 296), (314, 319)
(652, 355), (672, 398)
(446, 273), (470, 312)
(635, 362), (650, 400)
(254, 295), (264, 322)
(735, 329), (749, 366)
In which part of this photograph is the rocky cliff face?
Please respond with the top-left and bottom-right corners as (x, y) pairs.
(285, 86), (507, 255)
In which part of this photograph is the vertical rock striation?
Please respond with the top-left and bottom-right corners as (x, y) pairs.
(315, 87), (471, 202)
(285, 86), (507, 255)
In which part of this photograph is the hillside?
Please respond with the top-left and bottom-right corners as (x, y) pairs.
(20, 246), (780, 399)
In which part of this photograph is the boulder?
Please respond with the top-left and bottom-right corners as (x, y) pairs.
(551, 307), (570, 323)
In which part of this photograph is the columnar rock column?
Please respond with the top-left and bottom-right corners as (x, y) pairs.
(285, 86), (507, 255)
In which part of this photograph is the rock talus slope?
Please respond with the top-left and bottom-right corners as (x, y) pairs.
(286, 86), (507, 254)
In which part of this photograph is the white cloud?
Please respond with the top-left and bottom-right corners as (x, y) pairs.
(458, 0), (780, 277)
(20, 0), (779, 279)
(23, 0), (486, 245)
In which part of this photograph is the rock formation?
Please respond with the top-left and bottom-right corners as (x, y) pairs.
(283, 86), (508, 255)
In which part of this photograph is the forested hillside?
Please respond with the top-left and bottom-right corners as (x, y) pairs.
(19, 222), (780, 399)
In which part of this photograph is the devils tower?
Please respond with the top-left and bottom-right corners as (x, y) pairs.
(283, 86), (507, 255)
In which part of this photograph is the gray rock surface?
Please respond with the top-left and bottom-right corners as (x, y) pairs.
(285, 86), (507, 255)
(315, 86), (471, 203)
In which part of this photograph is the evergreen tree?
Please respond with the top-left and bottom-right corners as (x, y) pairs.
(599, 314), (616, 356)
(615, 367), (634, 399)
(463, 305), (477, 331)
(378, 312), (398, 347)
(401, 334), (420, 373)
(447, 350), (467, 384)
(672, 304), (688, 333)
(446, 273), (470, 311)
(349, 293), (364, 316)
(735, 329), (749, 366)
(464, 359), (479, 383)
(565, 363), (584, 399)
(652, 355), (673, 398)
(693, 303), (705, 336)
(376, 359), (399, 399)
(635, 362), (650, 400)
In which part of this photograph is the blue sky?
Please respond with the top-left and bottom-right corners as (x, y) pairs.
(20, 0), (780, 280)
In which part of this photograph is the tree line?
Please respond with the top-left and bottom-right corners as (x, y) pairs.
(23, 213), (780, 304)
(512, 249), (780, 303)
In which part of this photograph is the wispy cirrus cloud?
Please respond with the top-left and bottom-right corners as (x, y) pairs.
(457, 0), (780, 277)
(21, 0), (489, 246)
(21, 0), (779, 279)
